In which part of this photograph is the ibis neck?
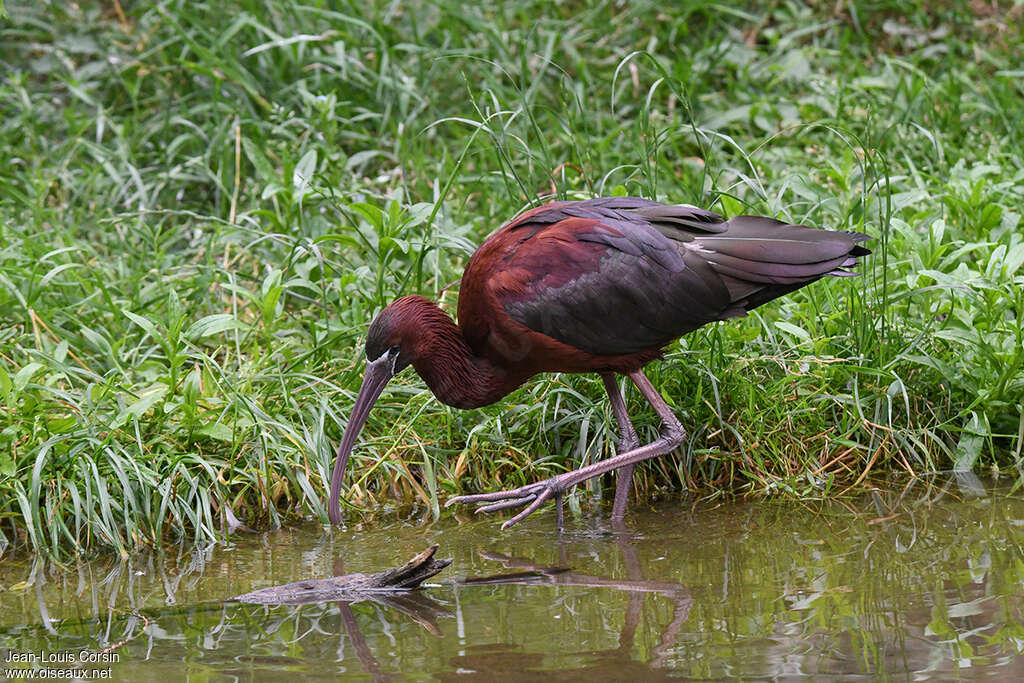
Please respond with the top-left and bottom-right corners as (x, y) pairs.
(411, 304), (513, 409)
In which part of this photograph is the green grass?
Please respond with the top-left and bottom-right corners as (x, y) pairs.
(1, 0), (1022, 557)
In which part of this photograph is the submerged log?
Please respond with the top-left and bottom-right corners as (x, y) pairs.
(231, 545), (452, 605)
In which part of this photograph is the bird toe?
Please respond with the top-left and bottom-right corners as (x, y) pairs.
(476, 495), (537, 514)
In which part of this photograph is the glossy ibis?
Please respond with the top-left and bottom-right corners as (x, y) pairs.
(327, 197), (870, 528)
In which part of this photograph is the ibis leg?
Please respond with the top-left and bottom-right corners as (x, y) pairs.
(601, 373), (640, 521)
(446, 370), (686, 528)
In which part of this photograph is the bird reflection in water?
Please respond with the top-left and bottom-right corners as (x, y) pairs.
(330, 531), (692, 681)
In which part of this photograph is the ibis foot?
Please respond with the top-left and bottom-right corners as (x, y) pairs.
(446, 369), (687, 528)
(447, 433), (685, 528)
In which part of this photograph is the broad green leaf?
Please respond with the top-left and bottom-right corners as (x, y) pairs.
(954, 412), (989, 472)
(14, 362), (43, 392)
(1003, 243), (1024, 276)
(54, 340), (69, 363)
(123, 310), (161, 341)
(293, 148), (318, 197)
(186, 314), (246, 339)
(350, 202), (385, 231)
(46, 416), (76, 433)
(123, 385), (168, 419)
(241, 135), (275, 181)
(197, 422), (235, 443)
(775, 321), (811, 343)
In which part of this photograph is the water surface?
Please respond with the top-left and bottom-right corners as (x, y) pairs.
(3, 476), (1024, 679)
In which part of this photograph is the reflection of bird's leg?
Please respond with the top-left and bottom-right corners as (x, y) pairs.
(601, 373), (640, 521)
(611, 526), (645, 653)
(338, 602), (391, 683)
(447, 369), (686, 528)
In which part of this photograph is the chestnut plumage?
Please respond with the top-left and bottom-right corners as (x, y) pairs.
(328, 197), (870, 527)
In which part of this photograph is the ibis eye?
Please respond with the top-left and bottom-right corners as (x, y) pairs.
(389, 344), (401, 356)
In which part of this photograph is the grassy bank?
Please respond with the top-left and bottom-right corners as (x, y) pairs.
(1, 0), (1022, 557)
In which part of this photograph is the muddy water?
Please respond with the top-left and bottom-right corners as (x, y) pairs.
(2, 475), (1024, 680)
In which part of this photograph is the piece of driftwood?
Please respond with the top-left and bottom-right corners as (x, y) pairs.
(231, 544), (451, 605)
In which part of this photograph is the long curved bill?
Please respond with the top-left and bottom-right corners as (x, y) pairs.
(328, 354), (396, 525)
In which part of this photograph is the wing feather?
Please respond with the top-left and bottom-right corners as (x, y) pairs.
(496, 201), (732, 355)
(483, 198), (870, 357)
